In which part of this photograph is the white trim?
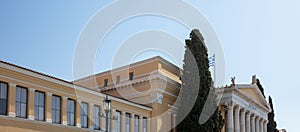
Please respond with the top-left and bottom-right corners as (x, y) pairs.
(0, 74), (151, 111)
(8, 112), (16, 117)
(28, 115), (34, 120)
(62, 121), (67, 125)
(9, 82), (17, 87)
(46, 118), (52, 123)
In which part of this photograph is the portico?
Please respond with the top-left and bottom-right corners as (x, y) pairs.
(218, 84), (271, 132)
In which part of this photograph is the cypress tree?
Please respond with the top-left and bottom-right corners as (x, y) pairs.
(267, 96), (279, 132)
(256, 79), (266, 98)
(176, 29), (224, 132)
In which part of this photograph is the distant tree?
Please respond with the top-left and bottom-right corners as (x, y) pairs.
(256, 79), (266, 98)
(176, 29), (224, 132)
(267, 96), (279, 132)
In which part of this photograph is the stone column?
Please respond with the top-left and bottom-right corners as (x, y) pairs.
(226, 104), (234, 132)
(260, 119), (264, 132)
(255, 117), (260, 132)
(240, 109), (246, 132)
(88, 103), (94, 130)
(76, 100), (81, 128)
(263, 120), (268, 132)
(147, 118), (151, 132)
(28, 88), (35, 120)
(111, 109), (116, 132)
(251, 115), (255, 132)
(8, 83), (17, 117)
(130, 114), (135, 132)
(139, 116), (143, 132)
(121, 111), (126, 132)
(234, 106), (240, 132)
(62, 97), (68, 125)
(46, 92), (53, 123)
(245, 112), (251, 132)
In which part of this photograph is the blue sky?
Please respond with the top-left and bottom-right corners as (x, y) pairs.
(0, 0), (299, 131)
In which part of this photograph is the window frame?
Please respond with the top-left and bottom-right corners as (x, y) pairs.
(15, 86), (28, 118)
(80, 102), (89, 128)
(134, 115), (139, 132)
(52, 95), (61, 124)
(93, 105), (100, 130)
(67, 98), (76, 126)
(115, 111), (121, 132)
(125, 113), (130, 132)
(34, 90), (45, 121)
(104, 79), (108, 87)
(0, 82), (8, 115)
(129, 72), (134, 80)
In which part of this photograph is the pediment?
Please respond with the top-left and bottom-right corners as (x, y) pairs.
(237, 85), (270, 111)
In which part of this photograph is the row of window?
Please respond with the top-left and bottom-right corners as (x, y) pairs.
(103, 72), (134, 87)
(0, 81), (147, 131)
(115, 111), (147, 132)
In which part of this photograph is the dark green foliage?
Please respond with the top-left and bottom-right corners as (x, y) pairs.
(267, 96), (279, 132)
(256, 79), (266, 98)
(176, 29), (224, 132)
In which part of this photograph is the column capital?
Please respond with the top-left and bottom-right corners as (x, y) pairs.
(63, 96), (68, 100)
(234, 105), (241, 110)
(29, 88), (35, 92)
(122, 111), (126, 115)
(9, 82), (17, 87)
(47, 92), (53, 96)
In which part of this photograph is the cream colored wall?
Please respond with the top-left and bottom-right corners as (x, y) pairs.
(0, 62), (152, 132)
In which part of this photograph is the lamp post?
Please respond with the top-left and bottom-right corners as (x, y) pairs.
(100, 95), (117, 132)
(104, 95), (111, 132)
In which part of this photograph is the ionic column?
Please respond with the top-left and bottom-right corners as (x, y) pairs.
(226, 103), (234, 132)
(46, 92), (53, 123)
(234, 106), (241, 132)
(255, 117), (260, 132)
(263, 120), (268, 132)
(8, 83), (17, 117)
(147, 118), (151, 132)
(62, 97), (68, 125)
(88, 103), (94, 130)
(28, 88), (35, 120)
(130, 113), (135, 132)
(76, 100), (81, 127)
(250, 114), (255, 132)
(240, 109), (246, 132)
(121, 111), (126, 132)
(260, 118), (264, 132)
(111, 109), (116, 132)
(245, 112), (251, 132)
(139, 116), (143, 132)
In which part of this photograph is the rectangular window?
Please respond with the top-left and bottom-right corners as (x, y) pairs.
(52, 95), (61, 124)
(116, 76), (120, 84)
(143, 117), (147, 132)
(116, 111), (121, 132)
(16, 86), (27, 118)
(34, 91), (45, 121)
(125, 113), (130, 132)
(104, 79), (108, 87)
(93, 105), (100, 130)
(67, 99), (76, 126)
(129, 72), (134, 80)
(0, 82), (8, 115)
(134, 115), (139, 132)
(80, 102), (88, 128)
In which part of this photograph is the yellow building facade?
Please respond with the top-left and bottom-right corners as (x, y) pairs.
(0, 56), (270, 132)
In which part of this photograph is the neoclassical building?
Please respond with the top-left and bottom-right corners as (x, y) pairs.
(0, 56), (270, 132)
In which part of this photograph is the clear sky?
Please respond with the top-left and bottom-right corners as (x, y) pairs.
(0, 0), (299, 131)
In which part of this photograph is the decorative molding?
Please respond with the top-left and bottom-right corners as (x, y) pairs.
(8, 82), (17, 87)
(28, 115), (34, 120)
(76, 123), (81, 128)
(8, 112), (16, 117)
(0, 74), (151, 111)
(62, 96), (68, 100)
(62, 121), (67, 125)
(46, 118), (52, 123)
(29, 88), (35, 92)
(151, 93), (163, 104)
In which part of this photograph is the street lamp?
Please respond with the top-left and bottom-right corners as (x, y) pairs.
(100, 95), (117, 132)
(103, 95), (111, 132)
